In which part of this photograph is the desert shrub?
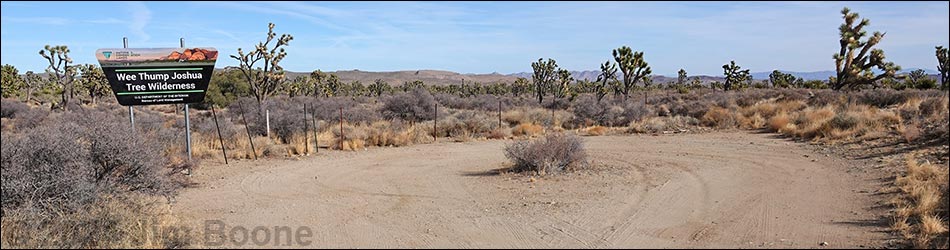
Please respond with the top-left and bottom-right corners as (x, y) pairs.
(504, 133), (588, 174)
(667, 100), (708, 119)
(855, 89), (913, 108)
(807, 90), (844, 107)
(629, 116), (700, 134)
(622, 101), (654, 124)
(541, 97), (571, 110)
(435, 94), (512, 112)
(192, 112), (240, 144)
(1, 113), (173, 216)
(381, 87), (438, 122)
(571, 95), (606, 127)
(266, 97), (309, 143)
(0, 99), (29, 118)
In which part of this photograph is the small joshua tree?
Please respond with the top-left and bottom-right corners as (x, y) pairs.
(722, 61), (751, 91)
(1, 64), (22, 98)
(531, 58), (558, 104)
(832, 7), (900, 90)
(39, 45), (77, 110)
(769, 70), (800, 88)
(553, 69), (573, 99)
(612, 46), (651, 101)
(595, 61), (618, 103)
(76, 64), (110, 104)
(231, 23), (294, 111)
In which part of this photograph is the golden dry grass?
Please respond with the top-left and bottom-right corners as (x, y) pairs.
(581, 125), (608, 136)
(1, 196), (192, 249)
(512, 123), (544, 137)
(701, 106), (738, 129)
(891, 155), (949, 249)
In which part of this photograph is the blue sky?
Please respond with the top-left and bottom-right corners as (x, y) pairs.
(1, 1), (948, 76)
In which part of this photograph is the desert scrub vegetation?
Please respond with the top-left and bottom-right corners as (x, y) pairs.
(0, 103), (191, 248)
(504, 133), (589, 175)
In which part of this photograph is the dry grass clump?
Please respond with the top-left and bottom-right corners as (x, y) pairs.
(581, 125), (608, 136)
(487, 127), (511, 139)
(891, 156), (949, 249)
(1, 195), (192, 249)
(701, 106), (738, 129)
(512, 123), (544, 137)
(504, 133), (588, 175)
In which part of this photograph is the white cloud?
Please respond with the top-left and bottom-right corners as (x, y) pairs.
(125, 1), (152, 42)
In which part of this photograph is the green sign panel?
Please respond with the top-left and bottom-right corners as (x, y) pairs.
(95, 47), (217, 106)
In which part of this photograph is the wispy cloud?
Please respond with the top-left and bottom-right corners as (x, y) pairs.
(125, 1), (152, 42)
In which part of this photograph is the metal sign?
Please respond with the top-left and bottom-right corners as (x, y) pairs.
(95, 47), (217, 106)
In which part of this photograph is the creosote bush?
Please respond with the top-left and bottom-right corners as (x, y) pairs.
(504, 133), (588, 174)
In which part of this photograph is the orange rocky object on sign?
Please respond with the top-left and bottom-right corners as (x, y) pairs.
(164, 48), (218, 61)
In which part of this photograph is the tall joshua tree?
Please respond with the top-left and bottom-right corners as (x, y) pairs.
(832, 7), (900, 90)
(612, 46), (651, 101)
(531, 58), (558, 104)
(595, 60), (618, 102)
(39, 45), (77, 110)
(937, 46), (949, 90)
(231, 23), (294, 111)
(722, 61), (751, 91)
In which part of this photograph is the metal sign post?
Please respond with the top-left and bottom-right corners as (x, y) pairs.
(123, 37), (135, 133)
(181, 38), (192, 161)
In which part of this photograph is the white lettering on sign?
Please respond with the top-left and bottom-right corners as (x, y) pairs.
(116, 73), (137, 81)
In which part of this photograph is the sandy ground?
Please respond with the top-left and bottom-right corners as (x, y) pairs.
(172, 131), (891, 249)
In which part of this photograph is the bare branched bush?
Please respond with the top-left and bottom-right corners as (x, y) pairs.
(504, 133), (588, 174)
(1, 111), (173, 216)
(381, 87), (438, 122)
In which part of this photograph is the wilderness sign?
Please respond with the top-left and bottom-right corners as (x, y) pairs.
(95, 47), (217, 106)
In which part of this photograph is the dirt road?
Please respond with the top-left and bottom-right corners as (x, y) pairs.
(173, 131), (890, 248)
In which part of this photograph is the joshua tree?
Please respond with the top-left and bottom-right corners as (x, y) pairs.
(39, 45), (78, 110)
(769, 70), (800, 88)
(676, 69), (688, 87)
(832, 7), (900, 90)
(369, 79), (391, 97)
(1, 64), (22, 98)
(511, 77), (531, 98)
(612, 46), (651, 101)
(231, 23), (294, 110)
(903, 69), (937, 90)
(937, 46), (949, 90)
(531, 58), (558, 104)
(553, 69), (573, 99)
(722, 61), (751, 91)
(595, 61), (618, 102)
(282, 75), (313, 97)
(76, 64), (110, 104)
(309, 70), (327, 98)
(21, 71), (46, 103)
